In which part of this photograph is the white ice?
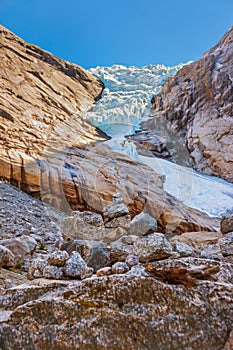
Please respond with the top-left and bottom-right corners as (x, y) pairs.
(87, 64), (233, 217)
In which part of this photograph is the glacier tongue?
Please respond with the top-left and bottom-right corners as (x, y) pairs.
(86, 64), (233, 217)
(88, 64), (184, 136)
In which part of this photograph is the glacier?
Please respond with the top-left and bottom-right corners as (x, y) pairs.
(85, 64), (233, 217)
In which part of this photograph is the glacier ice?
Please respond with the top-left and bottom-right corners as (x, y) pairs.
(85, 64), (233, 217)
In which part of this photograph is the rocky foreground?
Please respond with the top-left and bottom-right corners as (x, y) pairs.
(130, 27), (233, 182)
(0, 25), (233, 349)
(0, 182), (233, 349)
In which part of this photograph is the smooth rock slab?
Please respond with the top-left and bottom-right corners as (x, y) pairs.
(133, 233), (172, 262)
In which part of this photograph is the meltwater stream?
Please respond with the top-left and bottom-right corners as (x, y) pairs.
(86, 64), (233, 217)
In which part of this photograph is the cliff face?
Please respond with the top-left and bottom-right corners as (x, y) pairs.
(0, 24), (106, 188)
(135, 27), (233, 182)
(0, 25), (220, 233)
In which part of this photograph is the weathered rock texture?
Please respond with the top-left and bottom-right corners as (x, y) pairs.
(132, 27), (233, 182)
(0, 24), (106, 192)
(0, 276), (232, 350)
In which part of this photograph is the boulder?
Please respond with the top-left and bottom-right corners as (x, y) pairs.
(172, 241), (193, 257)
(96, 267), (112, 277)
(111, 262), (129, 274)
(130, 212), (157, 236)
(60, 239), (109, 272)
(110, 235), (137, 263)
(64, 251), (93, 279)
(219, 232), (233, 257)
(0, 245), (15, 268)
(221, 212), (233, 234)
(47, 250), (69, 267)
(62, 211), (105, 241)
(0, 238), (31, 258)
(103, 193), (131, 229)
(133, 233), (172, 262)
(43, 265), (64, 279)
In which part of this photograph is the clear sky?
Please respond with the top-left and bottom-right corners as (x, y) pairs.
(0, 0), (232, 68)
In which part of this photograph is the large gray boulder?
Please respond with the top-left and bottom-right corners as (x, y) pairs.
(60, 239), (110, 272)
(133, 233), (172, 262)
(64, 251), (93, 279)
(62, 211), (105, 241)
(130, 212), (157, 236)
(110, 235), (137, 263)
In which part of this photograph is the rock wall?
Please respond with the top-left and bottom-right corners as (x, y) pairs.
(134, 27), (233, 182)
(0, 24), (106, 190)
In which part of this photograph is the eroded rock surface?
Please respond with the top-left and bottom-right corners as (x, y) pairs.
(0, 275), (232, 350)
(132, 27), (233, 182)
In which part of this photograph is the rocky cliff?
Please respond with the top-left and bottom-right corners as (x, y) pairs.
(0, 25), (219, 234)
(131, 27), (233, 182)
(0, 24), (106, 188)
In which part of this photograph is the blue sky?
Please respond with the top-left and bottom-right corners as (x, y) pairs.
(0, 0), (232, 68)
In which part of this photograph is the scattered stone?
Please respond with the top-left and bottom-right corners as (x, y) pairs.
(110, 235), (137, 263)
(112, 262), (129, 274)
(27, 258), (49, 280)
(103, 227), (128, 243)
(96, 266), (112, 277)
(133, 233), (172, 262)
(62, 211), (105, 241)
(130, 212), (157, 236)
(60, 240), (109, 272)
(125, 264), (151, 277)
(0, 245), (15, 268)
(219, 232), (233, 257)
(43, 265), (64, 279)
(103, 193), (131, 229)
(125, 255), (139, 267)
(221, 212), (233, 234)
(104, 215), (131, 229)
(172, 241), (193, 257)
(64, 251), (93, 279)
(47, 250), (69, 267)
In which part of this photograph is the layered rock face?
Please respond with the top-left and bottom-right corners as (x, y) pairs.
(133, 27), (233, 182)
(0, 24), (106, 191)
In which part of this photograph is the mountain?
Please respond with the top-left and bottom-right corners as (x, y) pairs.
(0, 25), (218, 233)
(131, 27), (233, 183)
